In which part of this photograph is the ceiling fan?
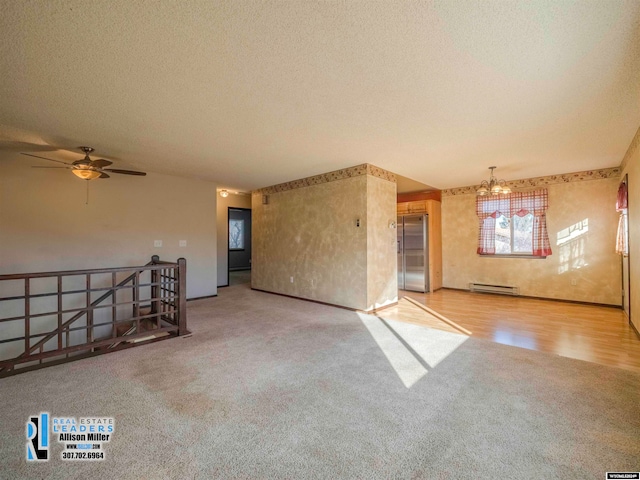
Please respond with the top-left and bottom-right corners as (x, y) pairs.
(21, 146), (146, 180)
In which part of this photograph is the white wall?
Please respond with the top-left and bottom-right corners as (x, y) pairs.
(0, 157), (217, 299)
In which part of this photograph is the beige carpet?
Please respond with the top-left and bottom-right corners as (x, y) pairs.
(1, 284), (639, 479)
(228, 269), (251, 286)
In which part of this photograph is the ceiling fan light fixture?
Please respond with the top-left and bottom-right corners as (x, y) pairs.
(72, 168), (101, 180)
(22, 146), (147, 180)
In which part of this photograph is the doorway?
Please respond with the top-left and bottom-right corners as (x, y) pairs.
(228, 207), (252, 286)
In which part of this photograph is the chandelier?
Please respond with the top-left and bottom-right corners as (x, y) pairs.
(476, 166), (511, 196)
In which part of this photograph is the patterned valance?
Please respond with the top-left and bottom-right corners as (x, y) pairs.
(476, 190), (551, 257)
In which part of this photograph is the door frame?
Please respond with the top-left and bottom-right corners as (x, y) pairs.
(227, 207), (252, 285)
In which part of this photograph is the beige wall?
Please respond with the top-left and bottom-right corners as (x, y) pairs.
(0, 157), (217, 299)
(216, 193), (252, 286)
(367, 175), (398, 310)
(621, 126), (640, 331)
(442, 177), (621, 305)
(252, 171), (397, 311)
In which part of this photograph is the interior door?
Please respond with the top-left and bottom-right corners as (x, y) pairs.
(403, 214), (428, 292)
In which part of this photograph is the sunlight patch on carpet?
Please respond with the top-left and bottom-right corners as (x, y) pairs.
(359, 313), (427, 388)
(359, 313), (468, 388)
(382, 319), (468, 369)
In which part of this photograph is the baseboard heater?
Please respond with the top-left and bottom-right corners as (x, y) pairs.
(469, 283), (519, 296)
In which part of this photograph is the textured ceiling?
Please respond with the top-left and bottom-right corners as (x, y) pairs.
(1, 0), (639, 191)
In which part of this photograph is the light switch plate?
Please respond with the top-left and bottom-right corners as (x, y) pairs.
(179, 240), (187, 247)
(154, 240), (162, 248)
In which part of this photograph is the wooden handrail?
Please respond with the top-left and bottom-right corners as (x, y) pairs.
(0, 256), (188, 376)
(14, 264), (153, 359)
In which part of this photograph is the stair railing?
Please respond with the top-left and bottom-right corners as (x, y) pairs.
(0, 256), (187, 377)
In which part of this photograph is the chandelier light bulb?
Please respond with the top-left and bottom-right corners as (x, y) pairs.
(477, 167), (511, 196)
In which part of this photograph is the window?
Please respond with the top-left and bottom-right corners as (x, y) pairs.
(616, 180), (628, 255)
(476, 190), (551, 257)
(229, 219), (244, 250)
(494, 213), (534, 254)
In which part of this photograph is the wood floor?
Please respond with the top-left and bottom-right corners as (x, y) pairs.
(383, 289), (640, 373)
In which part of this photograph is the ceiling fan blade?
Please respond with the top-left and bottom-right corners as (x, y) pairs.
(99, 172), (110, 179)
(90, 159), (113, 168)
(103, 169), (147, 176)
(21, 152), (73, 166)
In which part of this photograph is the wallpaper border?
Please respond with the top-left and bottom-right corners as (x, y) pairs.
(442, 167), (622, 196)
(255, 164), (396, 195)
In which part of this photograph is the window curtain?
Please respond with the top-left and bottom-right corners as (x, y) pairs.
(476, 189), (552, 256)
(616, 180), (628, 255)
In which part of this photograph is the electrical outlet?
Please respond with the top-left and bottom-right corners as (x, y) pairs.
(290, 276), (294, 283)
(571, 278), (577, 286)
(154, 240), (162, 248)
(179, 240), (187, 247)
